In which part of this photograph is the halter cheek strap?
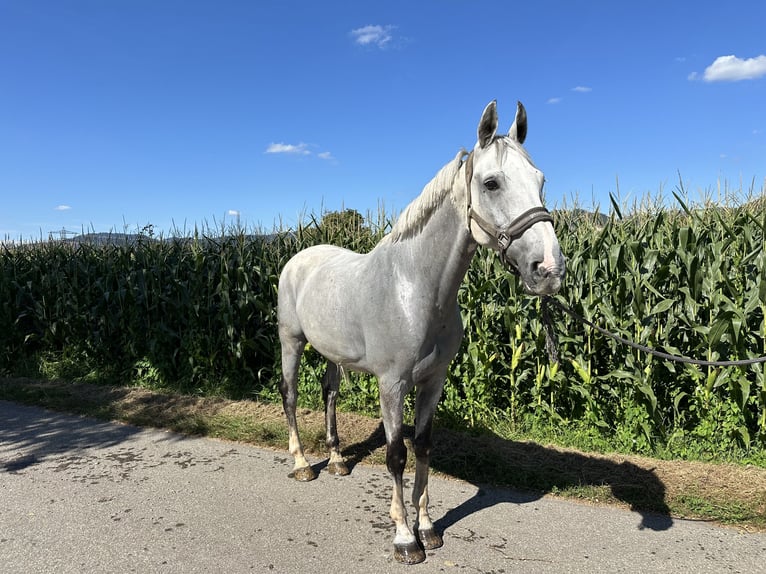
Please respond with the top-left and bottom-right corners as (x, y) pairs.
(463, 150), (555, 265)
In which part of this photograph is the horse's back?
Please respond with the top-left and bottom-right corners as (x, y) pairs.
(279, 243), (367, 297)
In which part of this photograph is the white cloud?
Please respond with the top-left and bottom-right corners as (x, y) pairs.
(265, 142), (335, 161)
(547, 97), (562, 104)
(351, 25), (394, 48)
(265, 142), (310, 155)
(572, 86), (592, 93)
(228, 210), (240, 216)
(695, 54), (766, 82)
(54, 205), (71, 211)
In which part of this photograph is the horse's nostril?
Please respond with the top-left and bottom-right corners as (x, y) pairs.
(532, 260), (550, 278)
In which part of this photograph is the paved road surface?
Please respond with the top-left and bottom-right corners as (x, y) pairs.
(1, 400), (764, 573)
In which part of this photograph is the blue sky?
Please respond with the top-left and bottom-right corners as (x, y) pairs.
(2, 1), (765, 240)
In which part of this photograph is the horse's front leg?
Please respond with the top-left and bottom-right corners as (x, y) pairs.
(411, 379), (444, 551)
(380, 381), (425, 565)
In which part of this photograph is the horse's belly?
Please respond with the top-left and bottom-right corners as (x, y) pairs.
(308, 337), (369, 372)
(295, 288), (368, 370)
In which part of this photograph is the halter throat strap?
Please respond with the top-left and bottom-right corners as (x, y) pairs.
(463, 150), (554, 260)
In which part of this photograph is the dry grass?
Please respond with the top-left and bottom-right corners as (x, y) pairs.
(1, 376), (765, 531)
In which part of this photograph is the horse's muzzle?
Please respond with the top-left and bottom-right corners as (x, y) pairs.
(520, 258), (566, 296)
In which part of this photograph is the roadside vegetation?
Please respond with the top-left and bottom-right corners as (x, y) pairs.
(2, 184), (766, 529)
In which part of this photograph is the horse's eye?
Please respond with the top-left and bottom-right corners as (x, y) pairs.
(484, 179), (499, 191)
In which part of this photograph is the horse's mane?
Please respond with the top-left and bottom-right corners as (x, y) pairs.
(383, 150), (467, 243)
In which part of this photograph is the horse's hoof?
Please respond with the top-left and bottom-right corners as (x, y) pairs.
(289, 466), (317, 481)
(418, 528), (443, 550)
(327, 461), (350, 476)
(393, 541), (426, 564)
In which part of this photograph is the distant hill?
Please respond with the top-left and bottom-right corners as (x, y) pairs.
(58, 232), (284, 247)
(551, 208), (609, 227)
(62, 232), (152, 246)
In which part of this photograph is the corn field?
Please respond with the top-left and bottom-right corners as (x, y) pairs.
(2, 191), (766, 455)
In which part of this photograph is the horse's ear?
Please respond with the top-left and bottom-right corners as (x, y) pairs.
(509, 101), (527, 144)
(477, 100), (498, 149)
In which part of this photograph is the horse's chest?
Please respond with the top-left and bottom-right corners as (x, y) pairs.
(412, 344), (443, 381)
(410, 311), (463, 381)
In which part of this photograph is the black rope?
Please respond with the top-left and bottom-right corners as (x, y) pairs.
(541, 296), (766, 368)
(540, 297), (560, 365)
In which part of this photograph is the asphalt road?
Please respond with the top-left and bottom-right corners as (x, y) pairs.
(1, 400), (764, 573)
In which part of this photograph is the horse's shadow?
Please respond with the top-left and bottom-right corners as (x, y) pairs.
(341, 421), (673, 534)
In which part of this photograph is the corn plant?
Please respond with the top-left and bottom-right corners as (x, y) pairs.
(2, 189), (766, 456)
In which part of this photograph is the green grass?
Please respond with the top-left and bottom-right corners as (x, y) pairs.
(486, 414), (766, 467)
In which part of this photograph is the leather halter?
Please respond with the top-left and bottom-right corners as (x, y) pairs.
(463, 150), (554, 268)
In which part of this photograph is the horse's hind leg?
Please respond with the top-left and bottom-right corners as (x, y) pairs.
(321, 362), (350, 476)
(279, 335), (316, 481)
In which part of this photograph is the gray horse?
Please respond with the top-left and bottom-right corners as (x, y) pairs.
(277, 100), (565, 564)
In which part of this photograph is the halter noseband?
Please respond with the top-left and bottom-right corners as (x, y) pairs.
(463, 150), (554, 269)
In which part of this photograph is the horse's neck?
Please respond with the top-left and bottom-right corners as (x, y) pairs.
(386, 196), (477, 306)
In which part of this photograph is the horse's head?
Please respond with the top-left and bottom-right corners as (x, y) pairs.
(466, 100), (566, 295)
